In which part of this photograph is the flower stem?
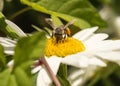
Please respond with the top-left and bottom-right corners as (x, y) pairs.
(41, 57), (61, 86)
(8, 7), (31, 20)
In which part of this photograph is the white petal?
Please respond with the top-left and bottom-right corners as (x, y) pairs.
(37, 68), (51, 86)
(85, 40), (120, 52)
(0, 37), (15, 55)
(4, 38), (16, 44)
(0, 37), (15, 46)
(89, 58), (107, 67)
(5, 19), (27, 37)
(73, 27), (98, 41)
(4, 50), (14, 55)
(31, 66), (42, 74)
(72, 78), (83, 86)
(84, 33), (108, 46)
(7, 60), (14, 67)
(45, 56), (62, 74)
(62, 52), (107, 68)
(96, 52), (120, 62)
(61, 53), (90, 68)
(61, 53), (81, 67)
(68, 70), (85, 80)
(37, 56), (61, 86)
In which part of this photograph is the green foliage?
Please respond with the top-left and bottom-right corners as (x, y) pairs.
(87, 63), (120, 86)
(111, 0), (120, 14)
(21, 0), (107, 29)
(58, 64), (67, 78)
(14, 67), (32, 86)
(0, 45), (6, 71)
(0, 31), (46, 86)
(0, 0), (120, 86)
(57, 75), (71, 86)
(0, 12), (20, 38)
(51, 15), (63, 27)
(0, 68), (32, 86)
(14, 32), (46, 70)
(0, 69), (11, 86)
(56, 64), (71, 86)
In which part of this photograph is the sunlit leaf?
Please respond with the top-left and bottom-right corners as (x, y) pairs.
(20, 0), (91, 29)
(51, 15), (63, 27)
(21, 0), (107, 28)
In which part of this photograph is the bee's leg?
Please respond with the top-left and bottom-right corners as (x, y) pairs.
(52, 33), (54, 38)
(61, 34), (66, 43)
(56, 37), (60, 43)
(64, 33), (67, 39)
(52, 31), (55, 38)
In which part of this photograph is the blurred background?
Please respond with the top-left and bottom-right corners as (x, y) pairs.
(0, 0), (120, 86)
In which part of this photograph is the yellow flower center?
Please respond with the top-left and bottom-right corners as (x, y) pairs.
(45, 37), (85, 57)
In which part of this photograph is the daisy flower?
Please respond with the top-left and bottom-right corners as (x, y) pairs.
(1, 19), (120, 86)
(34, 26), (120, 86)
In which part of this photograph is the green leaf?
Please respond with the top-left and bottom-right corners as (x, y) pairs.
(0, 12), (20, 38)
(32, 73), (38, 86)
(9, 75), (18, 86)
(20, 0), (91, 29)
(0, 69), (11, 86)
(0, 68), (32, 86)
(14, 67), (32, 86)
(58, 63), (67, 78)
(51, 15), (63, 27)
(54, 13), (90, 29)
(14, 32), (46, 69)
(57, 75), (71, 86)
(21, 0), (107, 28)
(56, 64), (71, 86)
(32, 25), (50, 35)
(0, 44), (6, 71)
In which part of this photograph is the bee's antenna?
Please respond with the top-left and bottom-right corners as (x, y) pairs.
(63, 19), (77, 29)
(45, 18), (55, 30)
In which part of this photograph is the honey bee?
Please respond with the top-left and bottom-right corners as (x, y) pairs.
(45, 18), (76, 43)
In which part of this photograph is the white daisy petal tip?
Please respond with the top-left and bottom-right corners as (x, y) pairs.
(7, 60), (14, 67)
(31, 66), (42, 74)
(89, 58), (107, 67)
(91, 26), (99, 30)
(5, 50), (14, 55)
(73, 26), (99, 41)
(5, 19), (27, 37)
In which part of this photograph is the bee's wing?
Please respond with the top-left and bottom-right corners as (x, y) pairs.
(63, 19), (77, 29)
(45, 18), (56, 30)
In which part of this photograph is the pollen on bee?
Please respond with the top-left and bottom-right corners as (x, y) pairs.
(65, 28), (71, 36)
(45, 37), (85, 57)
